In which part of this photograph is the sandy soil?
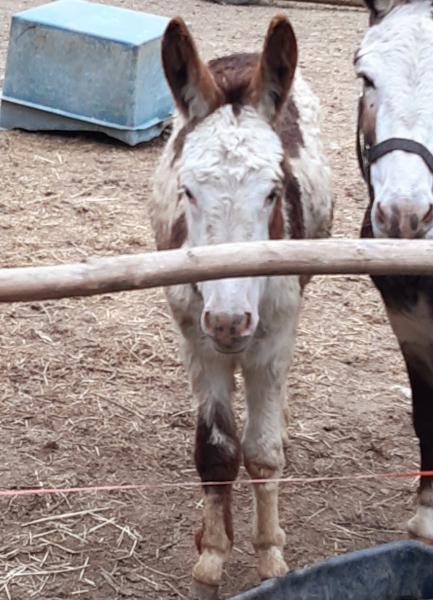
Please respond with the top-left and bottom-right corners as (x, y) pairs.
(0, 0), (418, 598)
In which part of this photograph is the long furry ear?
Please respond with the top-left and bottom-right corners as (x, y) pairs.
(162, 17), (222, 120)
(250, 15), (297, 122)
(364, 0), (403, 22)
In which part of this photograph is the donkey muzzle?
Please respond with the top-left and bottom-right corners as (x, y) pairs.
(201, 311), (254, 353)
(374, 200), (433, 238)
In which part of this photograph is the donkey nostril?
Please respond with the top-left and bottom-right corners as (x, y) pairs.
(410, 214), (419, 232)
(237, 312), (253, 336)
(422, 204), (433, 224)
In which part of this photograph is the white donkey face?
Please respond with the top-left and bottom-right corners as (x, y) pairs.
(178, 106), (284, 352)
(179, 107), (284, 250)
(356, 0), (433, 238)
(162, 15), (297, 352)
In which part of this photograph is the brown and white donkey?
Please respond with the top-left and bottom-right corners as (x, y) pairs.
(356, 0), (433, 544)
(151, 16), (332, 598)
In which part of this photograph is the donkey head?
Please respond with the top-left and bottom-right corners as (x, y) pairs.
(356, 0), (433, 239)
(162, 16), (297, 353)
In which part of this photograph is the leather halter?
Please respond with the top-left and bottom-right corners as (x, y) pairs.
(356, 98), (433, 193)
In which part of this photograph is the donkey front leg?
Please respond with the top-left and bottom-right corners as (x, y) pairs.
(188, 352), (241, 598)
(242, 355), (290, 580)
(404, 355), (433, 542)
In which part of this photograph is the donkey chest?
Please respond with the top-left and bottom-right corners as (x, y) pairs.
(386, 290), (433, 375)
(373, 275), (433, 311)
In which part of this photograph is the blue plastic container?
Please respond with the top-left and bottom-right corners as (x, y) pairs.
(232, 541), (433, 599)
(0, 0), (173, 145)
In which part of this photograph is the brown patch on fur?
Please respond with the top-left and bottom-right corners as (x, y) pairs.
(211, 50), (303, 158)
(282, 161), (304, 241)
(357, 95), (377, 237)
(194, 404), (241, 548)
(419, 478), (433, 505)
(194, 406), (241, 484)
(269, 197), (285, 239)
(209, 53), (259, 113)
(171, 119), (202, 166)
(299, 274), (311, 290)
(361, 206), (374, 238)
(280, 160), (307, 289)
(195, 527), (204, 552)
(405, 361), (433, 496)
(358, 93), (377, 149)
(276, 96), (304, 158)
(169, 54), (261, 165)
(357, 94), (376, 240)
(156, 213), (188, 251)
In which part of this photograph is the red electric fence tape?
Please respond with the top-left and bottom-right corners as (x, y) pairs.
(2, 470), (433, 498)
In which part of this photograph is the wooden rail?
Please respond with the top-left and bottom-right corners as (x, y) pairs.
(0, 239), (432, 303)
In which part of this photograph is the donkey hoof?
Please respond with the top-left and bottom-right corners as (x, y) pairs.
(408, 505), (433, 542)
(191, 579), (220, 600)
(257, 546), (288, 580)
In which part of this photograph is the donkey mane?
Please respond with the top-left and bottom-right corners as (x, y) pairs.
(208, 53), (258, 109)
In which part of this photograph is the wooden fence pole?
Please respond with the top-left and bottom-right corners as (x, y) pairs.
(0, 239), (432, 303)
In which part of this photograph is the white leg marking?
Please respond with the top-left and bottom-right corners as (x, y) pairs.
(193, 494), (232, 586)
(408, 505), (433, 541)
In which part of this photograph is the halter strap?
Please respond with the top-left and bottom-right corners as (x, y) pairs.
(356, 91), (433, 187)
(367, 138), (433, 174)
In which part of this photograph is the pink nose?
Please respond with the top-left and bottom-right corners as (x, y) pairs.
(374, 201), (433, 238)
(202, 311), (253, 350)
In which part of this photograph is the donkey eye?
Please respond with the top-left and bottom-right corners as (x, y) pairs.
(183, 187), (197, 205)
(361, 74), (375, 89)
(265, 189), (278, 206)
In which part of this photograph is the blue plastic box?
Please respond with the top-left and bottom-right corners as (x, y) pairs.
(0, 0), (173, 145)
(232, 541), (433, 599)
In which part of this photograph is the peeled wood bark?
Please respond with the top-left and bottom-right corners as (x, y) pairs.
(0, 239), (432, 303)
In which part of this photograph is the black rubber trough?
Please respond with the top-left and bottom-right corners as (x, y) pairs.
(232, 541), (433, 599)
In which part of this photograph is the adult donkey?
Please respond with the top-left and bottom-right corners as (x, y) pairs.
(356, 0), (433, 542)
(152, 15), (332, 597)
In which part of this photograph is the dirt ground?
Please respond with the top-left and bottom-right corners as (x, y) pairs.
(0, 0), (421, 598)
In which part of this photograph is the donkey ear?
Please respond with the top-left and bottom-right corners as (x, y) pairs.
(251, 16), (297, 121)
(162, 17), (222, 120)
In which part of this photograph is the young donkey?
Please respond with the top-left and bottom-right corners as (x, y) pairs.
(152, 15), (332, 596)
(356, 0), (433, 542)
